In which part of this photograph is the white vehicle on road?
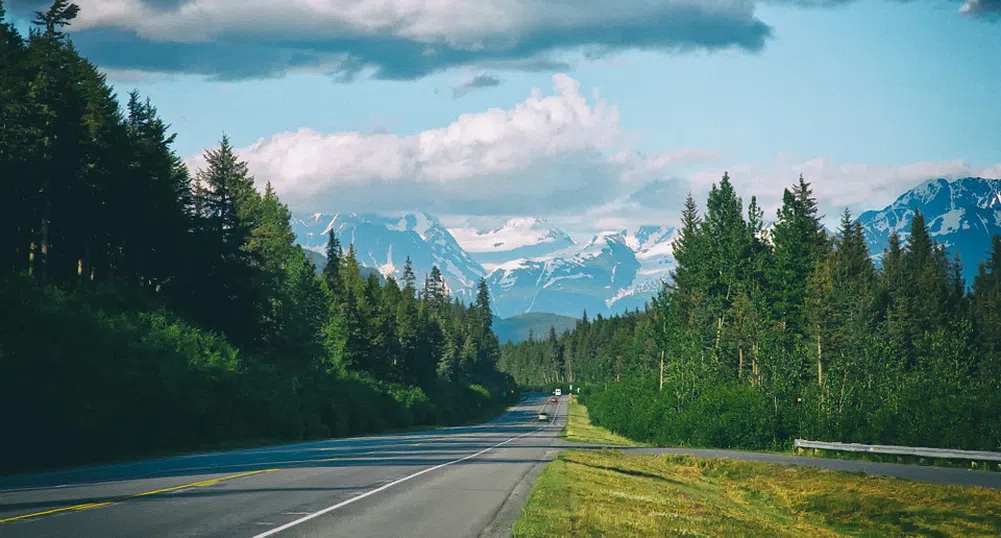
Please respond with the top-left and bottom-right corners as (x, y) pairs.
(554, 388), (562, 396)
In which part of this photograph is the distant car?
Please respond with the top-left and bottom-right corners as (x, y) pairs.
(550, 397), (558, 403)
(538, 413), (549, 421)
(555, 388), (562, 396)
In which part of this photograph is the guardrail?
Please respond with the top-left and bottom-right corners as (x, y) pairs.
(794, 439), (1001, 462)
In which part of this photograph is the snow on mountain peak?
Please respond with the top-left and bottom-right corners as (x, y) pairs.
(456, 217), (573, 252)
(293, 211), (482, 300)
(857, 176), (1001, 285)
(454, 217), (577, 269)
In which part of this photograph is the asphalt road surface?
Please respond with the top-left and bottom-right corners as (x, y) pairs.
(3, 392), (1000, 537)
(0, 394), (566, 538)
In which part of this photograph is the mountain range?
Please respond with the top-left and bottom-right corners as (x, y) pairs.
(293, 177), (1001, 319)
(293, 213), (677, 318)
(856, 177), (1001, 285)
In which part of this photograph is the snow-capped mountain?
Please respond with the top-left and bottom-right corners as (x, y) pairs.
(450, 217), (576, 270)
(293, 211), (679, 317)
(856, 177), (1001, 285)
(292, 212), (485, 300)
(484, 226), (677, 318)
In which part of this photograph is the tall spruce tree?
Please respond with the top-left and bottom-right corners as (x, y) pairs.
(190, 135), (263, 346)
(769, 175), (828, 338)
(323, 228), (342, 297)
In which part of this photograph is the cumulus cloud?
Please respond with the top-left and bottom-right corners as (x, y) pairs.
(187, 74), (699, 216)
(453, 74), (502, 98)
(183, 73), (1000, 239)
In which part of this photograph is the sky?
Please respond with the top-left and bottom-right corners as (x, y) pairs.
(7, 0), (1001, 240)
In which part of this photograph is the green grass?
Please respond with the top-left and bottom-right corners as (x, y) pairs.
(562, 396), (644, 447)
(513, 449), (1001, 537)
(568, 399), (1000, 473)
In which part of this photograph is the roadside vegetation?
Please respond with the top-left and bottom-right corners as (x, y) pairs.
(514, 450), (1001, 537)
(562, 396), (642, 447)
(500, 175), (1001, 454)
(0, 1), (515, 475)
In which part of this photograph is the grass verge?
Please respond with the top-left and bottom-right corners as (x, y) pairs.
(568, 399), (999, 473)
(514, 449), (1001, 537)
(562, 396), (644, 447)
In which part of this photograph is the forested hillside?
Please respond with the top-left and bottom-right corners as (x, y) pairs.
(499, 174), (1001, 451)
(0, 1), (514, 473)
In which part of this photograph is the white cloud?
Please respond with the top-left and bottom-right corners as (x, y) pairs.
(185, 74), (1001, 242)
(186, 74), (706, 217)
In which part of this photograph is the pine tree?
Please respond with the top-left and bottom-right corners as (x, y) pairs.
(422, 265), (448, 310)
(189, 134), (263, 346)
(26, 1), (87, 283)
(548, 326), (564, 382)
(402, 256), (416, 296)
(972, 236), (1001, 362)
(0, 3), (32, 275)
(323, 228), (342, 297)
(768, 174), (828, 338)
(475, 278), (492, 333)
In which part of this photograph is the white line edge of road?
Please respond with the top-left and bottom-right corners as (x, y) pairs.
(251, 397), (562, 538)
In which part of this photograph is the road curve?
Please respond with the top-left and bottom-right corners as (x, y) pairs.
(0, 394), (566, 538)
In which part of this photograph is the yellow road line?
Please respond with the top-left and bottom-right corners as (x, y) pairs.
(0, 468), (278, 524)
(3, 438), (448, 525)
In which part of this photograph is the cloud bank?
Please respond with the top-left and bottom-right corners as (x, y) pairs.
(185, 74), (1000, 238)
(11, 0), (773, 80)
(187, 74), (658, 216)
(6, 0), (994, 81)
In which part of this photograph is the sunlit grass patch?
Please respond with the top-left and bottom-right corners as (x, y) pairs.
(514, 450), (1001, 537)
(562, 397), (644, 447)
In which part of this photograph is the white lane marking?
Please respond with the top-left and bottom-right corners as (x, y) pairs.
(281, 512), (313, 516)
(251, 400), (550, 538)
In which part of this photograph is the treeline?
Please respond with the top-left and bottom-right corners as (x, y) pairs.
(499, 174), (1001, 451)
(0, 1), (513, 473)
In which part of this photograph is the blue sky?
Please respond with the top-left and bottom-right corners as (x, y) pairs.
(7, 0), (1000, 236)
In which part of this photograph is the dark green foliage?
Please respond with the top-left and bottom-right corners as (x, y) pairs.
(499, 173), (1001, 453)
(0, 1), (517, 474)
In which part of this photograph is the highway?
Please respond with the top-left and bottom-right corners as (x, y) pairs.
(0, 394), (566, 538)
(4, 392), (1001, 537)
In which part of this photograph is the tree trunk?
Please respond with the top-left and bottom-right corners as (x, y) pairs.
(38, 214), (49, 283)
(738, 345), (744, 379)
(816, 331), (823, 387)
(659, 350), (665, 391)
(714, 315), (724, 349)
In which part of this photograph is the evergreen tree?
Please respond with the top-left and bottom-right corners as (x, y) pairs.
(475, 278), (492, 333)
(972, 236), (1001, 362)
(189, 135), (263, 346)
(768, 175), (828, 337)
(402, 256), (416, 296)
(323, 228), (342, 297)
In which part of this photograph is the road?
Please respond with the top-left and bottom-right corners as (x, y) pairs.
(0, 394), (566, 538)
(4, 393), (1001, 537)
